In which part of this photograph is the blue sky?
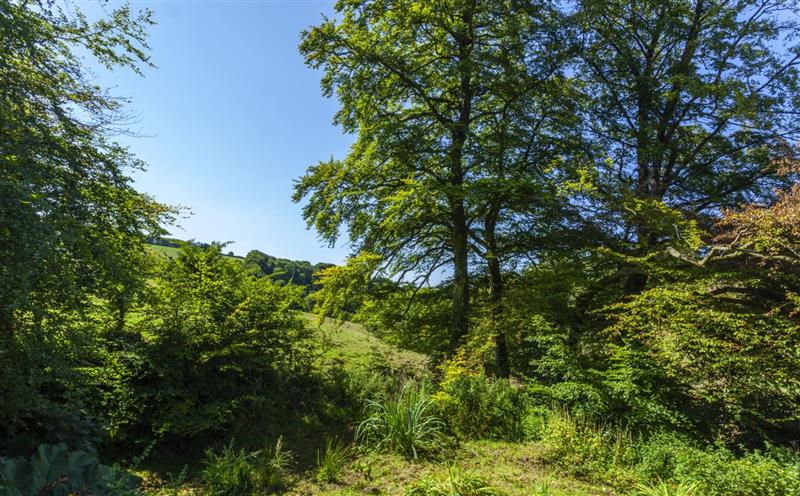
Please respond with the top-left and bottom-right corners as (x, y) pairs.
(87, 0), (351, 264)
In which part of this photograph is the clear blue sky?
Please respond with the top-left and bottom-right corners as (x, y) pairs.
(87, 0), (351, 265)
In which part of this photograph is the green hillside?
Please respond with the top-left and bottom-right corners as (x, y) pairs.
(146, 243), (243, 261)
(146, 243), (330, 289)
(302, 312), (427, 372)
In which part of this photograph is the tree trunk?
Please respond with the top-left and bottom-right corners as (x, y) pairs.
(0, 303), (14, 342)
(487, 254), (509, 378)
(451, 202), (470, 349)
(448, 0), (475, 350)
(483, 207), (509, 377)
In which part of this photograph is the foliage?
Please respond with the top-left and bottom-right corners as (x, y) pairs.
(0, 0), (173, 448)
(535, 406), (800, 495)
(243, 249), (333, 290)
(92, 244), (315, 439)
(667, 445), (800, 496)
(405, 465), (503, 496)
(311, 252), (382, 325)
(356, 382), (445, 460)
(201, 445), (258, 496)
(356, 286), (451, 357)
(602, 280), (800, 439)
(0, 443), (138, 496)
(538, 408), (638, 486)
(315, 438), (352, 483)
(201, 439), (293, 496)
(433, 374), (528, 442)
(573, 0), (800, 245)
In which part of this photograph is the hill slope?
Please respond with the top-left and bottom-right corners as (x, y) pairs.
(302, 312), (427, 372)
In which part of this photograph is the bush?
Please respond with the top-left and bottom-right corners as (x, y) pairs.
(538, 408), (637, 486)
(535, 407), (800, 494)
(0, 443), (138, 496)
(201, 438), (293, 496)
(356, 382), (445, 459)
(634, 432), (694, 482)
(434, 374), (527, 442)
(97, 244), (315, 440)
(632, 432), (800, 495)
(669, 445), (800, 496)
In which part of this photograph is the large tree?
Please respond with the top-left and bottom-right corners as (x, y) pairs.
(295, 0), (572, 357)
(572, 0), (800, 274)
(0, 0), (171, 333)
(0, 0), (171, 439)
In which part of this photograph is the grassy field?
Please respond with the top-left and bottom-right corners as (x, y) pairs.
(146, 243), (244, 261)
(301, 312), (428, 373)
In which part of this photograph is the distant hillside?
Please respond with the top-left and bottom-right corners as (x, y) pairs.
(145, 238), (334, 290)
(243, 250), (334, 289)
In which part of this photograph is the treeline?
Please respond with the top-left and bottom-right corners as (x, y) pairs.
(147, 237), (335, 289)
(295, 0), (800, 448)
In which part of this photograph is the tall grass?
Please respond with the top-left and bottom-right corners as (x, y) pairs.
(201, 444), (257, 496)
(356, 381), (445, 459)
(539, 407), (637, 484)
(535, 406), (800, 496)
(316, 438), (352, 483)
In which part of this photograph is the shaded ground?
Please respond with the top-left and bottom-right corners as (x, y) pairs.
(289, 441), (616, 496)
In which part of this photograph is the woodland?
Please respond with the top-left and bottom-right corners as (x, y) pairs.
(2, 0), (800, 495)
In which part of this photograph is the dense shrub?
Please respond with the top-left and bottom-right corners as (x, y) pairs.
(667, 445), (800, 496)
(92, 244), (315, 440)
(0, 318), (104, 453)
(539, 408), (638, 486)
(434, 374), (527, 442)
(603, 282), (800, 440)
(535, 406), (800, 495)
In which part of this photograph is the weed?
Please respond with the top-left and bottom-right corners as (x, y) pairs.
(632, 480), (699, 496)
(316, 438), (352, 483)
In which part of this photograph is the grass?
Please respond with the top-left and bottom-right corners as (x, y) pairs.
(289, 440), (616, 496)
(315, 439), (352, 483)
(146, 244), (243, 261)
(301, 312), (428, 373)
(406, 464), (502, 496)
